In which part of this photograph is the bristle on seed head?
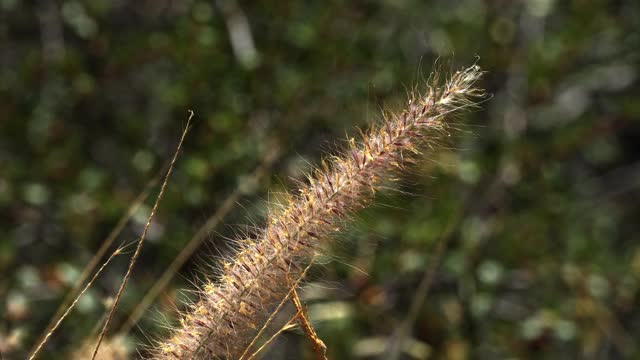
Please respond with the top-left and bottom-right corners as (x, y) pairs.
(153, 64), (485, 359)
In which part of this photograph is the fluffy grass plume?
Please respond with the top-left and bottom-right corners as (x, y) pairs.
(155, 64), (486, 359)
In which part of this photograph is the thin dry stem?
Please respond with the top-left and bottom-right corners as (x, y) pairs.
(237, 257), (315, 360)
(91, 111), (194, 359)
(28, 171), (162, 358)
(291, 288), (327, 360)
(385, 190), (470, 360)
(245, 311), (299, 360)
(28, 245), (127, 360)
(119, 146), (279, 335)
(73, 336), (129, 360)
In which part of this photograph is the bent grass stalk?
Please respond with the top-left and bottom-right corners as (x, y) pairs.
(153, 65), (485, 359)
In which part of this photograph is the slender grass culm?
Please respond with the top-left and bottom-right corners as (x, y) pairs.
(154, 64), (486, 359)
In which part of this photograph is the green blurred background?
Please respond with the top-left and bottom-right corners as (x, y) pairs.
(1, 1), (639, 359)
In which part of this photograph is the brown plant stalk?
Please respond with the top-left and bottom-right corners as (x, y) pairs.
(154, 65), (486, 359)
(92, 111), (193, 359)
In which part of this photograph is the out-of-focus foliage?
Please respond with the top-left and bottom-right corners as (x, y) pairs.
(1, 1), (639, 359)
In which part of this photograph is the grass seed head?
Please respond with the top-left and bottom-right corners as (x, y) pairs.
(153, 64), (485, 359)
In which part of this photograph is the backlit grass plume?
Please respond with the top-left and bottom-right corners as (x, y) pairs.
(154, 64), (486, 359)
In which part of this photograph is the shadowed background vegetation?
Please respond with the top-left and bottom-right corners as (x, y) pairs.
(1, 1), (639, 359)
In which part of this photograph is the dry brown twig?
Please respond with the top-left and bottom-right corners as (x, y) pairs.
(91, 111), (194, 359)
(244, 311), (300, 360)
(385, 189), (471, 360)
(237, 257), (316, 360)
(27, 169), (163, 359)
(291, 288), (328, 360)
(119, 145), (280, 336)
(28, 245), (127, 360)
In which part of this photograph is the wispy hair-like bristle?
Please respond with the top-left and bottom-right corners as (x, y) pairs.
(154, 64), (486, 359)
